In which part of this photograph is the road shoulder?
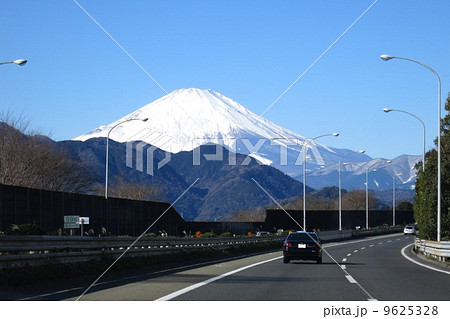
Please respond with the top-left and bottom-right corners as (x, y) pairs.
(401, 243), (450, 275)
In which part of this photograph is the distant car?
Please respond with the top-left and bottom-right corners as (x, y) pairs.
(403, 225), (417, 235)
(282, 231), (322, 264)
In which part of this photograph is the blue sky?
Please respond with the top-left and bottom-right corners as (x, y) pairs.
(1, 0), (449, 160)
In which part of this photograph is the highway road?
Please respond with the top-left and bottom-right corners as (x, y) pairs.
(9, 233), (450, 301)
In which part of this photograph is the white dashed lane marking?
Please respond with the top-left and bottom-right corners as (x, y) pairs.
(345, 275), (357, 284)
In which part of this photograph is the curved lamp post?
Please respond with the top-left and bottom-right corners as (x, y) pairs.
(383, 108), (425, 172)
(339, 150), (365, 230)
(381, 54), (441, 241)
(0, 59), (27, 66)
(365, 160), (391, 229)
(271, 134), (339, 231)
(302, 133), (339, 230)
(373, 169), (401, 226)
(105, 117), (148, 199)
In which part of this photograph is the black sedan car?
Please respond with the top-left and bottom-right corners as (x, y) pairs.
(282, 231), (322, 264)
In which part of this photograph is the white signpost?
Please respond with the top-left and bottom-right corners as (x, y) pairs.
(78, 217), (90, 237)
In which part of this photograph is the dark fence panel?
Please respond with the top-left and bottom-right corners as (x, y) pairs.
(265, 209), (414, 231)
(1, 184), (416, 238)
(0, 184), (185, 237)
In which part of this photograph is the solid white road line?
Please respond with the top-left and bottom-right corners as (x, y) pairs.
(156, 256), (282, 301)
(401, 244), (450, 275)
(157, 235), (403, 301)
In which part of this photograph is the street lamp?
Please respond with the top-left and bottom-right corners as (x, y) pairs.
(302, 133), (339, 230)
(373, 169), (401, 226)
(339, 150), (365, 230)
(383, 108), (425, 172)
(366, 160), (391, 229)
(105, 117), (148, 199)
(0, 59), (27, 66)
(381, 54), (441, 241)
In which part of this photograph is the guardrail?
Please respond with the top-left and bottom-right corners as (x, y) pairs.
(414, 237), (450, 262)
(0, 227), (405, 269)
(0, 235), (285, 268)
(352, 225), (405, 238)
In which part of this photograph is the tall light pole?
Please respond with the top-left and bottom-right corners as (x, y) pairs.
(366, 160), (391, 229)
(0, 59), (27, 66)
(383, 108), (425, 171)
(105, 117), (148, 199)
(339, 150), (365, 230)
(373, 169), (401, 226)
(381, 54), (441, 241)
(302, 133), (339, 230)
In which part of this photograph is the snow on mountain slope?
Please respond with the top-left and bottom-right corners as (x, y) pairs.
(306, 154), (421, 190)
(74, 88), (419, 189)
(75, 88), (348, 173)
(76, 88), (297, 152)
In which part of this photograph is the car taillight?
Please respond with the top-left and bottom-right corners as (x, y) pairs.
(285, 242), (292, 248)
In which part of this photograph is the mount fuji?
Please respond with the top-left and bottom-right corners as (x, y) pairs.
(74, 88), (419, 191)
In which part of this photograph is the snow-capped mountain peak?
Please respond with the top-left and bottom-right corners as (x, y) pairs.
(75, 88), (306, 154)
(74, 88), (419, 190)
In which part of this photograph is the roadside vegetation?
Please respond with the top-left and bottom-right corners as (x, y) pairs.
(0, 112), (93, 193)
(414, 93), (450, 241)
(105, 177), (165, 202)
(229, 188), (412, 223)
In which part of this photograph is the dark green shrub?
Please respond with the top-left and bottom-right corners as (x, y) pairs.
(143, 232), (157, 237)
(219, 232), (232, 237)
(201, 231), (216, 238)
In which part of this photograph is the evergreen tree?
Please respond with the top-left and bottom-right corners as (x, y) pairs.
(414, 93), (450, 240)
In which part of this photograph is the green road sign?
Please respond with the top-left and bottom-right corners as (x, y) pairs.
(64, 215), (80, 229)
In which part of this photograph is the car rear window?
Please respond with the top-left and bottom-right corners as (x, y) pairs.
(288, 233), (318, 241)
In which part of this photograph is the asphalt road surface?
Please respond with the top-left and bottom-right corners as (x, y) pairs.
(7, 233), (450, 301)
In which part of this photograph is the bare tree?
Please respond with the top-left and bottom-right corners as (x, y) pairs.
(342, 190), (379, 210)
(108, 177), (165, 202)
(228, 206), (266, 222)
(0, 113), (93, 192)
(283, 195), (338, 211)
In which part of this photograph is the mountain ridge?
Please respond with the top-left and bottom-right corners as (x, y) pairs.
(63, 138), (311, 220)
(74, 88), (420, 190)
